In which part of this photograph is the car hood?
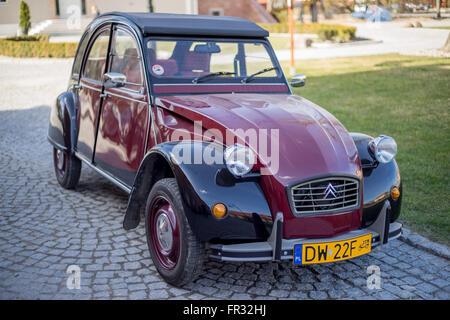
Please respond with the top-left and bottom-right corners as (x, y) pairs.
(156, 93), (361, 186)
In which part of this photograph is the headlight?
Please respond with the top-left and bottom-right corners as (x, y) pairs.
(224, 144), (256, 177)
(369, 135), (397, 164)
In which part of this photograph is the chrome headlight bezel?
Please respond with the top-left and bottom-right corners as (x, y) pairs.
(224, 144), (256, 177)
(369, 135), (397, 164)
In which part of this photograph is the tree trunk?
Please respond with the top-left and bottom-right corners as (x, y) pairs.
(299, 2), (304, 23)
(148, 0), (154, 13)
(436, 0), (441, 19)
(319, 0), (329, 19)
(311, 2), (318, 23)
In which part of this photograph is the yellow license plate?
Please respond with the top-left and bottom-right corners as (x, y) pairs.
(293, 233), (372, 265)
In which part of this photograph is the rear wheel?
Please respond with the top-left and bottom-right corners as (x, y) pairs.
(145, 178), (205, 287)
(53, 147), (81, 189)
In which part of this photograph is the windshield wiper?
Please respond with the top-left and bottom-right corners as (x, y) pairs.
(192, 71), (236, 84)
(241, 67), (278, 84)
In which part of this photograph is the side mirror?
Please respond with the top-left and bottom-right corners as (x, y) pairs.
(290, 74), (306, 88)
(104, 72), (127, 88)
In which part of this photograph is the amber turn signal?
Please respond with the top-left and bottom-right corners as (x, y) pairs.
(391, 187), (400, 200)
(212, 203), (227, 219)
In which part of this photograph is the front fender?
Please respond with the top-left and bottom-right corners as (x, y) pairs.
(351, 133), (402, 227)
(47, 90), (79, 153)
(124, 141), (273, 242)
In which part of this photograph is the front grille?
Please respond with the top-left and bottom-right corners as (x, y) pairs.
(290, 177), (360, 215)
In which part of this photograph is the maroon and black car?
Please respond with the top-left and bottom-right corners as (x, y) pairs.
(48, 12), (402, 286)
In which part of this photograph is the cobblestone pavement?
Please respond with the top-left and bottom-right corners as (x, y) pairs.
(0, 59), (449, 300)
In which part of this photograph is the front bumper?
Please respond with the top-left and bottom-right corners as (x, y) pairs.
(210, 200), (402, 262)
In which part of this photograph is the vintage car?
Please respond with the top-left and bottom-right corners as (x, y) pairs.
(48, 12), (402, 286)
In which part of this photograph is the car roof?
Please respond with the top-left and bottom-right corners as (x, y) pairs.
(97, 12), (269, 38)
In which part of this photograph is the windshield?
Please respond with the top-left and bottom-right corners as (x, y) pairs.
(147, 38), (282, 84)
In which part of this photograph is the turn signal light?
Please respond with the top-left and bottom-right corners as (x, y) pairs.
(212, 203), (227, 219)
(391, 187), (400, 200)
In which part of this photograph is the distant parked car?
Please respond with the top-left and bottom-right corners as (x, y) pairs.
(351, 5), (392, 22)
(354, 4), (368, 13)
(405, 3), (429, 12)
(48, 12), (403, 286)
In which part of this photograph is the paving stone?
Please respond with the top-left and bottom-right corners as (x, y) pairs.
(129, 290), (148, 299)
(268, 289), (290, 298)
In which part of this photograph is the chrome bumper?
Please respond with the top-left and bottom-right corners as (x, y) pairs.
(210, 200), (402, 262)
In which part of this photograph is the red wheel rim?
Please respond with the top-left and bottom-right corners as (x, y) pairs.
(53, 148), (67, 178)
(148, 195), (180, 270)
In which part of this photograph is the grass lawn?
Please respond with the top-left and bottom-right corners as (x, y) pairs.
(269, 36), (291, 50)
(425, 26), (450, 30)
(284, 54), (449, 245)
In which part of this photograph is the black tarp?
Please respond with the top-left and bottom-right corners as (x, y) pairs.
(98, 12), (269, 38)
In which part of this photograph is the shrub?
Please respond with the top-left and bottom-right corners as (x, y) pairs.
(259, 23), (356, 42)
(19, 1), (31, 35)
(318, 28), (337, 41)
(0, 35), (77, 58)
(5, 34), (50, 42)
(318, 25), (356, 42)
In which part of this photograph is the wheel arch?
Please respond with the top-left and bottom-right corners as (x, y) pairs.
(123, 149), (175, 230)
(123, 141), (273, 243)
(47, 91), (79, 154)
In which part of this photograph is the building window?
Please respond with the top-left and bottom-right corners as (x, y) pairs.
(0, 0), (8, 5)
(209, 8), (223, 16)
(55, 0), (86, 17)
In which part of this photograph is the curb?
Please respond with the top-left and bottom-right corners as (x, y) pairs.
(400, 228), (450, 260)
(313, 39), (383, 48)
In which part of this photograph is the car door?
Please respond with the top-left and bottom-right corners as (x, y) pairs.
(77, 26), (111, 161)
(93, 26), (149, 187)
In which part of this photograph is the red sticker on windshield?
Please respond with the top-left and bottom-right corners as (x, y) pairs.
(152, 64), (164, 76)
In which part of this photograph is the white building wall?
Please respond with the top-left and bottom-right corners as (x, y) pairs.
(0, 0), (199, 26)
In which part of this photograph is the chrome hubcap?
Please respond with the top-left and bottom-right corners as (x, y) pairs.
(156, 213), (173, 251)
(56, 150), (64, 170)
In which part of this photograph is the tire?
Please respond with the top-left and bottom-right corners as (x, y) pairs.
(145, 178), (205, 287)
(53, 147), (81, 189)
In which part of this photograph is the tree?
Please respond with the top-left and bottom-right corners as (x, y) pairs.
(148, 0), (154, 13)
(319, 0), (330, 19)
(311, 1), (318, 23)
(19, 1), (31, 35)
(299, 1), (305, 23)
(436, 0), (441, 19)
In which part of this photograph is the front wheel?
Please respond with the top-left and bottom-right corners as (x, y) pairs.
(53, 147), (81, 189)
(145, 178), (205, 287)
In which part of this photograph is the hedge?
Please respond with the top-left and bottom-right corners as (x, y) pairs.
(259, 23), (357, 42)
(0, 35), (77, 58)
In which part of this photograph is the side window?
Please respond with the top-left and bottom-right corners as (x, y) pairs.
(110, 28), (143, 91)
(83, 30), (110, 82)
(72, 32), (89, 79)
